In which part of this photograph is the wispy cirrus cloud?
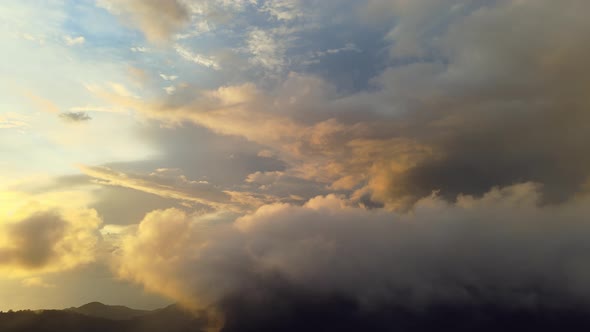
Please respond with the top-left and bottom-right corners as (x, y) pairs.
(174, 44), (221, 70)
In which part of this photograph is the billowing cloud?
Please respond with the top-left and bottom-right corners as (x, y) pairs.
(114, 183), (590, 329)
(0, 191), (101, 277)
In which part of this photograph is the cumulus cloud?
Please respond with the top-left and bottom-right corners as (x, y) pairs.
(0, 191), (101, 277)
(114, 184), (590, 329)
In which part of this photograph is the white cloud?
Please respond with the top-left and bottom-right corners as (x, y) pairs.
(130, 46), (149, 52)
(63, 35), (85, 46)
(160, 74), (179, 81)
(246, 28), (286, 71)
(260, 0), (303, 21)
(164, 85), (177, 95)
(174, 44), (221, 70)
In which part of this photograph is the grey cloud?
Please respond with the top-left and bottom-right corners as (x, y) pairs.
(87, 0), (590, 211)
(59, 111), (92, 122)
(0, 212), (67, 269)
(136, 123), (286, 187)
(363, 0), (590, 206)
(115, 184), (590, 330)
(96, 0), (189, 42)
(90, 186), (183, 225)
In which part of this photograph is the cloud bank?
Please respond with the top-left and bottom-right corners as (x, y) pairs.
(115, 184), (590, 325)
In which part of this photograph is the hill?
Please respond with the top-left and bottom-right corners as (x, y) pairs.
(0, 303), (206, 332)
(66, 302), (150, 320)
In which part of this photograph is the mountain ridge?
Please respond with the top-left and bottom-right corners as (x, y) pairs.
(0, 302), (206, 332)
(65, 301), (151, 320)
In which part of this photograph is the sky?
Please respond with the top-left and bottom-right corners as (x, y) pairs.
(2, 0), (590, 328)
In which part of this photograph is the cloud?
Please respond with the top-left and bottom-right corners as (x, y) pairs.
(21, 277), (55, 288)
(114, 183), (590, 330)
(92, 0), (590, 210)
(5, 0), (590, 326)
(130, 46), (149, 52)
(0, 113), (29, 130)
(260, 0), (303, 21)
(59, 111), (92, 123)
(246, 28), (287, 72)
(78, 165), (273, 212)
(0, 191), (101, 277)
(160, 74), (179, 81)
(79, 165), (229, 206)
(63, 35), (85, 46)
(163, 85), (177, 95)
(96, 0), (190, 42)
(174, 44), (221, 70)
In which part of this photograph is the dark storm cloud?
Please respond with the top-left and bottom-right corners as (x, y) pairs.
(364, 0), (590, 206)
(219, 279), (590, 332)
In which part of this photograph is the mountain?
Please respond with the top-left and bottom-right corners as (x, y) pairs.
(66, 302), (150, 320)
(7, 301), (590, 332)
(0, 303), (206, 332)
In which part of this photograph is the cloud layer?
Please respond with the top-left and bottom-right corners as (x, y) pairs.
(115, 184), (590, 319)
(87, 0), (590, 211)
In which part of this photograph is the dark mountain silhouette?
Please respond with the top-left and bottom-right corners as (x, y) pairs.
(66, 302), (149, 320)
(0, 303), (206, 332)
(4, 300), (590, 331)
